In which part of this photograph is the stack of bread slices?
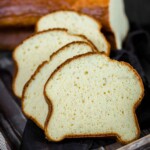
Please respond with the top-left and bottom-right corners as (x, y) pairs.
(13, 10), (144, 144)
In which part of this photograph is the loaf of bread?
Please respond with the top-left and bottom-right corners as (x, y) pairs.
(22, 42), (95, 129)
(13, 29), (93, 98)
(36, 10), (110, 55)
(0, 0), (129, 49)
(45, 53), (144, 143)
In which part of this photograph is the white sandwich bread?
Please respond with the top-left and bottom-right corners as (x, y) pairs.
(22, 42), (95, 129)
(36, 10), (110, 55)
(13, 28), (94, 98)
(45, 53), (144, 144)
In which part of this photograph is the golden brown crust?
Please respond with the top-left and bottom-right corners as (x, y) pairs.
(0, 0), (75, 27)
(0, 0), (111, 31)
(36, 10), (111, 55)
(0, 16), (39, 27)
(22, 41), (95, 130)
(44, 52), (144, 144)
(12, 28), (98, 98)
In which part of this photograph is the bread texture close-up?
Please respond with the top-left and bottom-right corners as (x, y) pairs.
(36, 10), (110, 55)
(22, 42), (95, 129)
(45, 53), (144, 143)
(13, 28), (93, 98)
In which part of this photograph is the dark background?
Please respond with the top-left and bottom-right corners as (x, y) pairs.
(124, 0), (150, 83)
(125, 0), (150, 30)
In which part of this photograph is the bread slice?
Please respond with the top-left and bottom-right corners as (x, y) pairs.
(13, 28), (94, 98)
(36, 10), (110, 55)
(45, 53), (144, 143)
(22, 42), (94, 129)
